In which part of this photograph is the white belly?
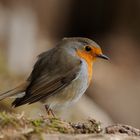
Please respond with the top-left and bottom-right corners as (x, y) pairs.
(44, 61), (89, 110)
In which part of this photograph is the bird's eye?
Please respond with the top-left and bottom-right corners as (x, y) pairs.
(85, 46), (92, 52)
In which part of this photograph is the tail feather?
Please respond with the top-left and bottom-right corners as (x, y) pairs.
(0, 82), (28, 101)
(12, 97), (23, 107)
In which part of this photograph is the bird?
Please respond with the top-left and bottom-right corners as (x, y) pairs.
(0, 37), (109, 116)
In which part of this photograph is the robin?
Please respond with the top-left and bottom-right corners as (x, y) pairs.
(0, 37), (109, 116)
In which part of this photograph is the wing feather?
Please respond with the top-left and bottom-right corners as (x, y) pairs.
(12, 65), (81, 107)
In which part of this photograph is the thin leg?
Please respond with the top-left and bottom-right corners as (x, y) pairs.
(45, 105), (50, 115)
(50, 108), (56, 117)
(45, 105), (56, 117)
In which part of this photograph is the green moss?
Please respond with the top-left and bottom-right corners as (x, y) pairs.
(0, 111), (19, 127)
(32, 119), (43, 127)
(0, 111), (102, 139)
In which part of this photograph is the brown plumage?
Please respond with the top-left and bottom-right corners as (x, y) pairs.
(0, 82), (28, 101)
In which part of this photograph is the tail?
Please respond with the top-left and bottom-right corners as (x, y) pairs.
(0, 82), (28, 101)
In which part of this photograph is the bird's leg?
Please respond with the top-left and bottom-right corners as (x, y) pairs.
(49, 108), (56, 117)
(45, 105), (56, 117)
(45, 105), (51, 115)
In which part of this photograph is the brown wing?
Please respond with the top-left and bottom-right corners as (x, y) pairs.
(12, 65), (81, 107)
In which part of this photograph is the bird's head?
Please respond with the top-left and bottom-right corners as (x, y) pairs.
(62, 37), (109, 62)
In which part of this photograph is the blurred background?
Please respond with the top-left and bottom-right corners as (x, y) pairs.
(0, 0), (140, 128)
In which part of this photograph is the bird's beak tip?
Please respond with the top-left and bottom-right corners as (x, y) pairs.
(97, 54), (110, 60)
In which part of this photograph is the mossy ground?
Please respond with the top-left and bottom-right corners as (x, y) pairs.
(0, 112), (101, 139)
(0, 112), (139, 140)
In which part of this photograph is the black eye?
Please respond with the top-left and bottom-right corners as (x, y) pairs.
(85, 46), (91, 52)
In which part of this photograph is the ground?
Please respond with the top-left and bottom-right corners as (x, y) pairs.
(0, 112), (140, 140)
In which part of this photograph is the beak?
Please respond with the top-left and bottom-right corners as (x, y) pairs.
(97, 54), (109, 60)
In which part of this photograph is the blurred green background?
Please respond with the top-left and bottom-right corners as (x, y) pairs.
(0, 0), (140, 128)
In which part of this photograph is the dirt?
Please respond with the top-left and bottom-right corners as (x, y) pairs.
(0, 112), (139, 140)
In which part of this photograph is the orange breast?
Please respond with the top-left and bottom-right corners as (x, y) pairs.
(76, 50), (93, 83)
